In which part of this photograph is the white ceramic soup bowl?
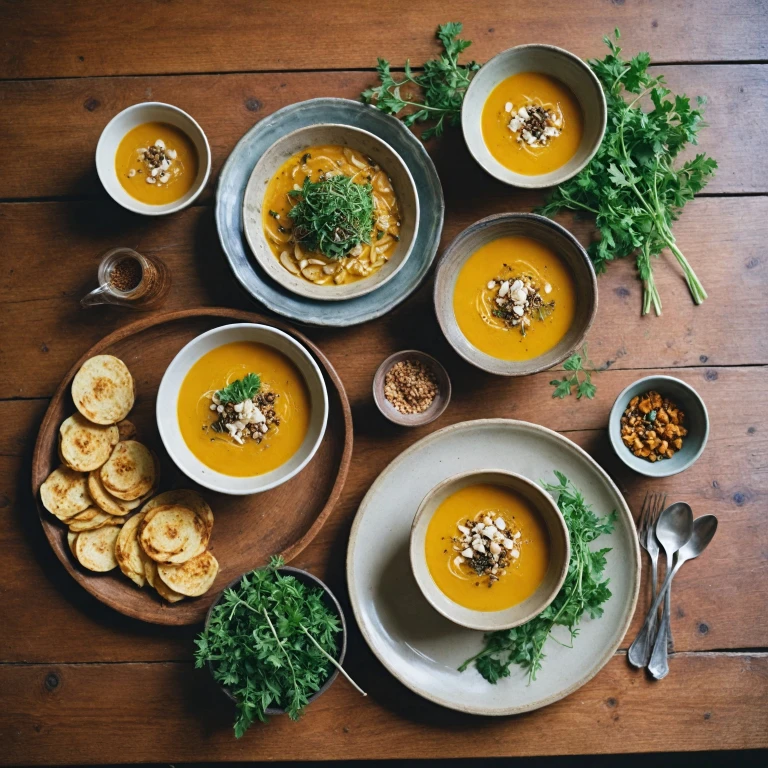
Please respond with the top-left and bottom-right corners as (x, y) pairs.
(410, 469), (570, 632)
(96, 102), (211, 215)
(243, 123), (420, 301)
(462, 44), (606, 189)
(156, 323), (328, 495)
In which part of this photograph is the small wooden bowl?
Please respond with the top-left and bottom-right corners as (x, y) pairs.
(372, 350), (452, 427)
(205, 566), (347, 716)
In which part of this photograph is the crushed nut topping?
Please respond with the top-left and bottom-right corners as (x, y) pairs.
(130, 139), (180, 185)
(482, 268), (554, 336)
(505, 101), (562, 148)
(383, 359), (439, 415)
(451, 513), (522, 586)
(205, 390), (280, 446)
(621, 390), (688, 462)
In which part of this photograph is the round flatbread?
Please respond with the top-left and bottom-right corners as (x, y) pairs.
(115, 513), (147, 588)
(141, 489), (213, 537)
(70, 506), (99, 522)
(154, 575), (186, 603)
(144, 558), (158, 589)
(74, 525), (120, 572)
(68, 509), (124, 532)
(67, 531), (78, 557)
(72, 355), (135, 425)
(158, 551), (219, 597)
(100, 441), (156, 501)
(88, 470), (141, 516)
(138, 504), (206, 564)
(59, 413), (119, 472)
(40, 466), (91, 520)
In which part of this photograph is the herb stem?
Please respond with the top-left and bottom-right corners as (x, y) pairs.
(261, 606), (301, 711)
(299, 626), (368, 697)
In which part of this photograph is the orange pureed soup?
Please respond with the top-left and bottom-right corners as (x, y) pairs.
(425, 483), (551, 611)
(453, 236), (576, 361)
(177, 341), (310, 477)
(482, 72), (583, 175)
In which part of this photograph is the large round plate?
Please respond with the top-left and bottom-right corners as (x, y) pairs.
(347, 419), (639, 716)
(32, 308), (353, 625)
(216, 98), (444, 326)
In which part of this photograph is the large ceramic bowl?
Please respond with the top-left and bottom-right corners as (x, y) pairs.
(96, 102), (211, 216)
(462, 45), (606, 189)
(243, 123), (420, 301)
(156, 323), (328, 495)
(434, 213), (597, 376)
(410, 469), (570, 632)
(608, 375), (709, 478)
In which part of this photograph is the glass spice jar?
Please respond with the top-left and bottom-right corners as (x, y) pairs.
(81, 247), (171, 309)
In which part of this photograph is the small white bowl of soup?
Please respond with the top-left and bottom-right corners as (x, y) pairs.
(434, 213), (597, 377)
(410, 470), (570, 632)
(156, 324), (328, 495)
(462, 45), (606, 188)
(96, 102), (211, 215)
(243, 123), (419, 301)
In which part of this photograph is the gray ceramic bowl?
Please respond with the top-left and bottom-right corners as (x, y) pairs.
(243, 123), (419, 302)
(462, 45), (606, 189)
(372, 350), (451, 427)
(434, 213), (597, 376)
(205, 566), (347, 715)
(608, 375), (709, 478)
(409, 469), (570, 632)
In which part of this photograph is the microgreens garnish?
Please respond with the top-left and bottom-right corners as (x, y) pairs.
(216, 372), (261, 404)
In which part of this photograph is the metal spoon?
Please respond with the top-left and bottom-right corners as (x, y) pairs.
(648, 514), (718, 679)
(628, 502), (693, 668)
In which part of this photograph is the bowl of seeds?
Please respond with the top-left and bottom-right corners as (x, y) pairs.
(372, 350), (451, 427)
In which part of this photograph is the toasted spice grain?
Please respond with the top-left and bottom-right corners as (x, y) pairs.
(383, 359), (438, 415)
(109, 258), (143, 292)
(620, 390), (687, 462)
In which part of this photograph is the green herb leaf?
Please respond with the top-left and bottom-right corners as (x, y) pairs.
(550, 346), (598, 400)
(216, 373), (261, 404)
(549, 378), (574, 399)
(288, 174), (375, 260)
(458, 474), (615, 683)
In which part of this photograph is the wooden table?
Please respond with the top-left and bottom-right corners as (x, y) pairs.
(2, 1), (767, 763)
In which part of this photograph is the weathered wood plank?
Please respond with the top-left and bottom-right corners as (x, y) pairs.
(1, 654), (766, 765)
(0, 65), (760, 199)
(2, 0), (765, 80)
(0, 196), (765, 401)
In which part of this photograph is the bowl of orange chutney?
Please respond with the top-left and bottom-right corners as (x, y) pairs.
(462, 45), (606, 188)
(410, 469), (570, 632)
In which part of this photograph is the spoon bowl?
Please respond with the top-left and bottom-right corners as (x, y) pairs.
(677, 514), (718, 560)
(656, 502), (694, 556)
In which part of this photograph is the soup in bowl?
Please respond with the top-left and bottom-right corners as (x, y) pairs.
(157, 324), (328, 495)
(434, 213), (597, 376)
(410, 469), (570, 631)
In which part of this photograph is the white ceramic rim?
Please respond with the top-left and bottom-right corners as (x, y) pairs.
(409, 468), (570, 631)
(608, 374), (710, 478)
(346, 418), (640, 716)
(242, 123), (420, 301)
(156, 323), (329, 495)
(95, 101), (212, 216)
(461, 44), (607, 189)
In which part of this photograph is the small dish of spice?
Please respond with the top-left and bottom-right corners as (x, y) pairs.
(373, 350), (451, 427)
(608, 375), (709, 478)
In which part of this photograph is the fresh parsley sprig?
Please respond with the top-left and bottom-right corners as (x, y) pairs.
(362, 22), (480, 140)
(538, 29), (716, 315)
(216, 372), (261, 404)
(550, 346), (598, 400)
(195, 556), (365, 737)
(458, 472), (615, 684)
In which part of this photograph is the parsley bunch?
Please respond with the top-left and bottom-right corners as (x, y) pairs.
(362, 22), (480, 140)
(550, 346), (598, 400)
(195, 557), (364, 737)
(458, 472), (615, 684)
(538, 30), (717, 315)
(288, 174), (375, 260)
(216, 372), (261, 404)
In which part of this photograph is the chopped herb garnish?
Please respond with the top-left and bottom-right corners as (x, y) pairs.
(376, 229), (384, 240)
(301, 152), (311, 164)
(268, 209), (279, 218)
(550, 346), (598, 400)
(216, 372), (261, 404)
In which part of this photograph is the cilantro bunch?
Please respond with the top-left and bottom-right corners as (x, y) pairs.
(362, 22), (480, 140)
(538, 30), (717, 315)
(459, 472), (615, 684)
(195, 557), (364, 737)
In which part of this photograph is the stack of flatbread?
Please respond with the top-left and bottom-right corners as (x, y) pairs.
(40, 354), (218, 603)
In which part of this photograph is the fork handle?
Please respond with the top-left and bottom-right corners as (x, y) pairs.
(628, 554), (659, 668)
(649, 586), (671, 679)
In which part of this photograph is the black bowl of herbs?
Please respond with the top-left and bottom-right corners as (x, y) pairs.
(196, 557), (362, 737)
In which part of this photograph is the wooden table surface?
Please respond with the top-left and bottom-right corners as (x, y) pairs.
(2, 1), (767, 763)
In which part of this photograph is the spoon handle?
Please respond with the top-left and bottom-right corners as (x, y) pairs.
(628, 552), (660, 668)
(648, 588), (670, 679)
(664, 551), (674, 652)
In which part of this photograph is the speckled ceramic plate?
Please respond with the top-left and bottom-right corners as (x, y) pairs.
(347, 419), (640, 716)
(216, 98), (444, 327)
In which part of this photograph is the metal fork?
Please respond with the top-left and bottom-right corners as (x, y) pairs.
(628, 491), (667, 668)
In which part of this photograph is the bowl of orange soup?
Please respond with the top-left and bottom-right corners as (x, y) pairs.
(462, 45), (606, 188)
(96, 102), (211, 215)
(410, 469), (570, 631)
(156, 324), (328, 495)
(434, 213), (597, 376)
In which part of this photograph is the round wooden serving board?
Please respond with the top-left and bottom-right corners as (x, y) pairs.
(31, 308), (353, 625)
